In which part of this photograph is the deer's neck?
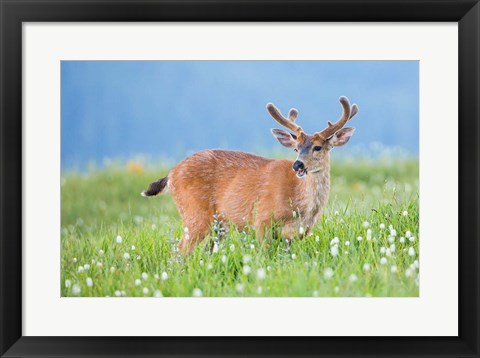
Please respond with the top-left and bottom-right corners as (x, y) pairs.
(294, 159), (330, 231)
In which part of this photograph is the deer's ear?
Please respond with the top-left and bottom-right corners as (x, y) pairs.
(271, 128), (297, 149)
(329, 127), (355, 147)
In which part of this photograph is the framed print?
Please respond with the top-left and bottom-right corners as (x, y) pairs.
(1, 0), (479, 357)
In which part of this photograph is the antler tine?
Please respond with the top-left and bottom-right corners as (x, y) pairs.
(350, 104), (359, 119)
(288, 108), (299, 122)
(317, 96), (357, 139)
(266, 103), (303, 136)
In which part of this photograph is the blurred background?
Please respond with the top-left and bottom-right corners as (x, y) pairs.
(61, 61), (418, 170)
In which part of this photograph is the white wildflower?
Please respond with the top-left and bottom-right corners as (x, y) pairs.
(324, 267), (334, 280)
(291, 253), (297, 260)
(73, 257), (77, 263)
(366, 229), (372, 240)
(330, 237), (340, 246)
(161, 272), (168, 281)
(153, 290), (163, 298)
(402, 210), (408, 216)
(362, 221), (370, 228)
(330, 245), (339, 257)
(243, 255), (251, 264)
(334, 211), (339, 216)
(257, 286), (263, 294)
(405, 231), (412, 238)
(99, 250), (104, 256)
(380, 257), (387, 265)
(414, 260), (419, 268)
(199, 260), (204, 266)
(242, 265), (251, 275)
(409, 236), (416, 242)
(379, 223), (385, 229)
(390, 265), (397, 273)
(221, 255), (227, 264)
(77, 266), (84, 273)
(116, 235), (123, 243)
(408, 247), (416, 257)
(315, 235), (320, 242)
(390, 244), (396, 253)
(142, 287), (149, 295)
(184, 227), (189, 233)
(235, 283), (244, 293)
(135, 279), (141, 286)
(212, 243), (219, 253)
(110, 266), (115, 273)
(345, 240), (350, 246)
(207, 263), (213, 270)
(72, 284), (81, 295)
(229, 244), (235, 252)
(141, 272), (148, 280)
(123, 252), (130, 260)
(114, 290), (121, 297)
(399, 237), (405, 244)
(357, 236), (363, 242)
(388, 236), (395, 244)
(192, 288), (203, 297)
(65, 279), (72, 288)
(96, 262), (103, 268)
(256, 268), (266, 280)
(363, 263), (371, 272)
(131, 245), (135, 250)
(86, 277), (93, 287)
(249, 244), (255, 250)
(299, 226), (305, 235)
(83, 264), (90, 270)
(349, 274), (358, 282)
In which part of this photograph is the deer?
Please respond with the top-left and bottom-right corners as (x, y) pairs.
(141, 96), (358, 254)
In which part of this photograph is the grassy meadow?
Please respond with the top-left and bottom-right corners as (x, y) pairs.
(61, 157), (419, 297)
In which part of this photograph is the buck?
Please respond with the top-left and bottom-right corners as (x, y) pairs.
(142, 96), (358, 254)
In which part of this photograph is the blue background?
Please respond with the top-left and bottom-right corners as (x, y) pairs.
(61, 61), (418, 169)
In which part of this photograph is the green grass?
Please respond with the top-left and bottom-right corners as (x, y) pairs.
(61, 157), (419, 297)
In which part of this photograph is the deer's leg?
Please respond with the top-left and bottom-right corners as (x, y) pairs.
(254, 218), (280, 248)
(280, 224), (298, 241)
(178, 215), (212, 255)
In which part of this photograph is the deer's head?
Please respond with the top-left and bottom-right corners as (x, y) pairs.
(268, 96), (358, 179)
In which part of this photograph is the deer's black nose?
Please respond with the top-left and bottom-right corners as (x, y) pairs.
(292, 160), (305, 171)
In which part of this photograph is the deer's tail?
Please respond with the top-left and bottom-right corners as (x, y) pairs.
(141, 176), (169, 197)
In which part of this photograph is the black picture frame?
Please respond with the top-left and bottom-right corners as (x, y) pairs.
(1, 0), (479, 357)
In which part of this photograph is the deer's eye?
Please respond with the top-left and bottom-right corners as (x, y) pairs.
(294, 148), (298, 152)
(313, 146), (322, 152)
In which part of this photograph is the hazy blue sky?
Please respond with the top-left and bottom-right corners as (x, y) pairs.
(61, 61), (418, 169)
